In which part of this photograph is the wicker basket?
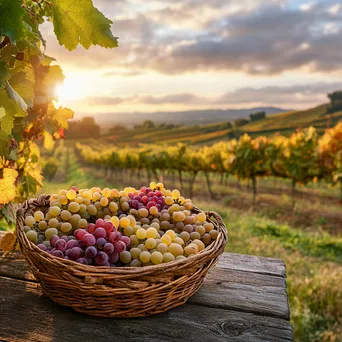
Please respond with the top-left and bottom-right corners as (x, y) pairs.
(16, 195), (228, 317)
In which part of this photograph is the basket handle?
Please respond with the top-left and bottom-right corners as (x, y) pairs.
(205, 211), (224, 227)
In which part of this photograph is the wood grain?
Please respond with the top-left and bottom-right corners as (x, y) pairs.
(0, 276), (292, 342)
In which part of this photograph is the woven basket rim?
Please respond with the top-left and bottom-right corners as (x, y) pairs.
(16, 195), (228, 277)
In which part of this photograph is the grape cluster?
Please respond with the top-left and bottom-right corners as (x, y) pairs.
(24, 182), (219, 266)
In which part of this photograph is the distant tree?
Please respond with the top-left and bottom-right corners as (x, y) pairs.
(327, 91), (342, 113)
(66, 117), (100, 138)
(250, 111), (266, 121)
(235, 118), (249, 127)
(142, 120), (155, 129)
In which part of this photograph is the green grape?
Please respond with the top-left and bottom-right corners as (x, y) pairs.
(173, 211), (185, 222)
(146, 227), (158, 239)
(23, 225), (31, 233)
(160, 221), (170, 230)
(68, 202), (80, 213)
(51, 201), (62, 209)
(67, 189), (77, 200)
(92, 191), (101, 202)
(127, 215), (136, 226)
(139, 251), (151, 263)
(75, 196), (84, 204)
(168, 243), (183, 257)
(82, 190), (92, 200)
(103, 208), (111, 216)
(26, 230), (38, 243)
(120, 217), (130, 228)
(138, 244), (148, 252)
(133, 225), (140, 233)
(100, 197), (109, 207)
(192, 239), (205, 251)
(176, 255), (187, 260)
(202, 233), (212, 245)
(60, 210), (72, 221)
(195, 226), (206, 236)
(165, 196), (173, 205)
(136, 228), (147, 240)
(121, 202), (129, 211)
(130, 235), (139, 246)
(48, 218), (59, 228)
(38, 220), (48, 231)
(161, 234), (172, 246)
(61, 222), (72, 233)
(197, 212), (206, 223)
(156, 243), (168, 254)
(145, 238), (157, 250)
(150, 222), (160, 230)
(149, 206), (158, 216)
(79, 204), (87, 214)
(58, 195), (68, 205)
(78, 219), (88, 229)
(45, 228), (58, 240)
(83, 198), (91, 206)
(124, 226), (134, 236)
(130, 259), (142, 267)
(34, 211), (44, 222)
(87, 204), (97, 215)
(108, 201), (118, 212)
(24, 216), (35, 228)
(209, 230), (218, 240)
(171, 189), (180, 199)
(94, 202), (102, 210)
(140, 218), (150, 225)
(184, 243), (198, 255)
(190, 232), (201, 240)
(120, 251), (132, 264)
(142, 224), (150, 229)
(69, 214), (81, 229)
(81, 211), (91, 220)
(173, 237), (185, 246)
(151, 251), (163, 264)
(165, 230), (176, 239)
(180, 231), (190, 242)
(163, 252), (175, 263)
(204, 222), (214, 232)
(130, 247), (141, 259)
(175, 222), (184, 231)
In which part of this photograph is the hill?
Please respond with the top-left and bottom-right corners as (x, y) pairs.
(78, 107), (288, 127)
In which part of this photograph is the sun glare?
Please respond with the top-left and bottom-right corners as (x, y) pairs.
(54, 79), (85, 106)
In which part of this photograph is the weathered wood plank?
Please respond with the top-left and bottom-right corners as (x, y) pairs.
(0, 252), (289, 319)
(0, 276), (292, 342)
(218, 253), (286, 277)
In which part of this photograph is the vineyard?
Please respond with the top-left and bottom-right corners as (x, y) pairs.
(74, 122), (342, 203)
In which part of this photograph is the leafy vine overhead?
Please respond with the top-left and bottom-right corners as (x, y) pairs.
(0, 0), (118, 209)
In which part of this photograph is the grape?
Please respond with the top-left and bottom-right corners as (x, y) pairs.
(55, 239), (67, 252)
(92, 192), (101, 202)
(136, 228), (147, 240)
(61, 210), (72, 221)
(161, 234), (172, 246)
(61, 222), (72, 233)
(75, 196), (84, 204)
(70, 214), (81, 228)
(45, 228), (59, 240)
(190, 232), (201, 240)
(103, 221), (114, 233)
(96, 238), (107, 247)
(145, 238), (157, 250)
(171, 189), (180, 199)
(110, 216), (120, 229)
(196, 226), (206, 236)
(50, 206), (61, 217)
(87, 204), (97, 215)
(48, 218), (59, 228)
(51, 250), (64, 258)
(76, 257), (88, 265)
(67, 189), (77, 200)
(23, 226), (31, 233)
(109, 252), (119, 264)
(66, 239), (78, 249)
(175, 222), (184, 231)
(173, 212), (185, 222)
(37, 244), (47, 251)
(180, 231), (190, 242)
(95, 251), (109, 265)
(114, 241), (126, 253)
(151, 251), (163, 264)
(74, 229), (87, 240)
(121, 202), (129, 211)
(165, 230), (177, 239)
(163, 252), (175, 263)
(173, 237), (185, 245)
(68, 202), (80, 213)
(68, 236), (76, 241)
(138, 208), (148, 218)
(184, 243), (198, 255)
(82, 190), (92, 200)
(121, 236), (130, 246)
(130, 235), (139, 245)
(60, 235), (68, 242)
(50, 235), (59, 247)
(69, 247), (83, 260)
(109, 231), (120, 243)
(160, 221), (170, 230)
(109, 202), (118, 212)
(86, 223), (96, 233)
(149, 206), (158, 216)
(26, 230), (38, 243)
(209, 230), (218, 240)
(139, 251), (151, 263)
(124, 226), (134, 236)
(34, 211), (44, 222)
(130, 259), (142, 267)
(96, 219), (104, 228)
(94, 227), (106, 239)
(156, 243), (167, 254)
(104, 243), (114, 254)
(79, 204), (87, 214)
(130, 247), (141, 259)
(83, 233), (96, 246)
(120, 251), (132, 264)
(138, 243), (148, 252)
(197, 212), (206, 223)
(140, 218), (150, 225)
(100, 197), (109, 207)
(192, 239), (205, 251)
(38, 221), (48, 231)
(165, 196), (173, 205)
(168, 243), (183, 257)
(24, 216), (35, 228)
(120, 217), (130, 228)
(176, 255), (187, 260)
(146, 227), (158, 239)
(202, 233), (212, 245)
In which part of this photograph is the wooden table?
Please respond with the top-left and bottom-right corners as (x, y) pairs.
(0, 250), (293, 341)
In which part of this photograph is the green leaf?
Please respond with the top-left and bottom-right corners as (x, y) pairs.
(0, 61), (10, 87)
(0, 0), (27, 41)
(48, 0), (118, 51)
(5, 81), (28, 111)
(43, 131), (54, 150)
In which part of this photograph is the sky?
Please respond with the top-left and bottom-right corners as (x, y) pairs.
(41, 0), (342, 117)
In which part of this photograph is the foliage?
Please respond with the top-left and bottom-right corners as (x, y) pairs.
(327, 91), (342, 114)
(249, 111), (266, 121)
(66, 116), (101, 139)
(0, 0), (118, 211)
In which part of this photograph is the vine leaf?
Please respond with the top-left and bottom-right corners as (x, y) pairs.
(5, 81), (28, 111)
(0, 232), (17, 252)
(0, 60), (10, 87)
(49, 0), (119, 51)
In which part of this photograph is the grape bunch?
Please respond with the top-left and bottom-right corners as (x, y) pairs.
(24, 182), (219, 266)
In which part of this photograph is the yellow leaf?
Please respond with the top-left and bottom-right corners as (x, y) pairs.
(0, 232), (17, 252)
